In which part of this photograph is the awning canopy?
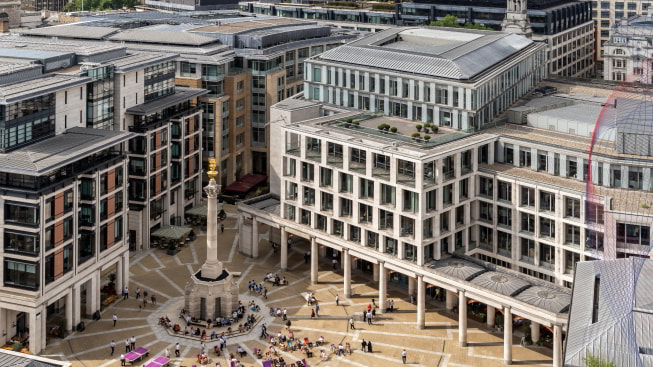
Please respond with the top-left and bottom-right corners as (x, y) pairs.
(223, 174), (267, 194)
(151, 225), (192, 241)
(185, 204), (208, 217)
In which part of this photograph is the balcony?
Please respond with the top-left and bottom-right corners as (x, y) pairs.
(520, 255), (534, 264)
(479, 242), (493, 252)
(442, 170), (455, 182)
(498, 248), (512, 258)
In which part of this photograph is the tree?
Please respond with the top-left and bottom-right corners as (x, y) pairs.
(430, 15), (493, 31)
(584, 355), (616, 367)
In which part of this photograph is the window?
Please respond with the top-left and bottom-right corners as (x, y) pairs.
(300, 209), (311, 226)
(403, 190), (419, 213)
(379, 209), (393, 230)
(302, 186), (315, 206)
(629, 167), (643, 189)
(339, 173), (353, 193)
(5, 203), (38, 225)
(397, 159), (415, 180)
(479, 177), (493, 198)
(321, 192), (333, 211)
(459, 179), (468, 200)
(423, 218), (433, 238)
(320, 167), (332, 187)
(504, 144), (514, 164)
(400, 216), (415, 238)
(359, 178), (374, 199)
(478, 144), (489, 164)
(312, 67), (321, 82)
(498, 206), (511, 227)
(4, 260), (38, 289)
(565, 250), (580, 274)
(540, 243), (555, 269)
(537, 151), (548, 171)
(521, 213), (535, 233)
(498, 181), (512, 202)
(521, 238), (536, 263)
(587, 202), (605, 224)
(285, 204), (296, 221)
(611, 165), (622, 187)
(540, 217), (556, 239)
(384, 237), (397, 256)
(539, 191), (555, 212)
(350, 148), (366, 172)
(381, 184), (395, 207)
(592, 276), (600, 323)
(565, 197), (580, 219)
(440, 212), (449, 233)
(284, 158), (296, 177)
(567, 158), (577, 178)
(480, 201), (493, 223)
(498, 231), (511, 257)
(367, 231), (379, 250)
(565, 224), (581, 246)
(359, 203), (373, 224)
(617, 223), (651, 245)
(316, 214), (327, 231)
(349, 225), (361, 243)
(426, 189), (437, 211)
(340, 198), (352, 217)
(442, 184), (453, 206)
(520, 186), (535, 207)
(301, 162), (314, 182)
(519, 148), (531, 167)
(4, 231), (39, 256)
(442, 155), (455, 181)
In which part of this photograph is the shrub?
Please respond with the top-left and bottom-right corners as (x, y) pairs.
(371, 3), (394, 11)
(424, 135), (431, 141)
(346, 118), (353, 124)
(378, 124), (385, 130)
(390, 127), (398, 133)
(642, 204), (650, 209)
(432, 125), (439, 133)
(383, 124), (390, 131)
(584, 355), (616, 367)
(416, 124), (423, 132)
(411, 132), (421, 138)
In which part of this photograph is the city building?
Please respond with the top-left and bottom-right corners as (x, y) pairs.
(0, 348), (71, 366)
(302, 27), (548, 130)
(0, 0), (20, 29)
(589, 0), (652, 72)
(13, 11), (360, 190)
(0, 62), (133, 355)
(239, 0), (595, 78)
(144, 0), (240, 11)
(237, 44), (653, 367)
(565, 258), (653, 366)
(603, 12), (653, 83)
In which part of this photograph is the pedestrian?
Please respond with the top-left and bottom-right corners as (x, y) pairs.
(332, 258), (337, 269)
(315, 303), (320, 317)
(135, 287), (141, 299)
(151, 294), (156, 305)
(110, 340), (116, 356)
(311, 309), (315, 318)
(349, 317), (355, 331)
(367, 340), (373, 353)
(401, 349), (407, 364)
(124, 339), (130, 353)
(361, 339), (367, 352)
(367, 311), (372, 325)
(263, 287), (268, 299)
(520, 335), (526, 347)
(175, 343), (180, 357)
(304, 251), (309, 264)
(391, 299), (395, 312)
(221, 223), (224, 233)
(362, 310), (367, 322)
(372, 298), (376, 307)
(123, 287), (128, 300)
(336, 295), (340, 306)
(143, 295), (147, 307)
(164, 348), (170, 358)
(113, 313), (118, 327)
(130, 336), (136, 350)
(120, 354), (125, 366)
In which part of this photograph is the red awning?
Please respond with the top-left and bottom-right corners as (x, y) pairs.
(223, 174), (267, 194)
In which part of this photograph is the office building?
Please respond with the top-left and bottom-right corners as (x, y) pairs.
(302, 27), (547, 130)
(14, 11), (360, 191)
(590, 0), (652, 72)
(239, 0), (595, 78)
(603, 12), (653, 83)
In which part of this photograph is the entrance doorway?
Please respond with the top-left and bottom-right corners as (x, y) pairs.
(355, 259), (374, 273)
(214, 297), (221, 319)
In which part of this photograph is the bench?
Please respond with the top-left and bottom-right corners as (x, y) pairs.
(103, 295), (117, 306)
(188, 320), (209, 328)
(265, 278), (288, 286)
(231, 272), (241, 277)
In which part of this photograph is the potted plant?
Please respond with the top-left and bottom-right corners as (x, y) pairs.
(378, 124), (385, 131)
(424, 135), (431, 142)
(411, 132), (421, 141)
(383, 124), (390, 132)
(390, 127), (398, 133)
(416, 124), (422, 132)
(432, 125), (439, 133)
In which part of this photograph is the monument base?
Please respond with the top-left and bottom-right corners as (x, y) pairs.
(184, 269), (239, 320)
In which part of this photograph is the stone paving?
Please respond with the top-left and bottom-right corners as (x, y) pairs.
(40, 205), (554, 367)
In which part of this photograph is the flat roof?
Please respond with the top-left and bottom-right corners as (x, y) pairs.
(126, 87), (208, 115)
(0, 127), (132, 175)
(0, 62), (41, 76)
(107, 52), (178, 72)
(108, 30), (219, 46)
(0, 36), (126, 57)
(0, 74), (91, 104)
(315, 27), (536, 80)
(19, 24), (119, 39)
(191, 17), (307, 34)
(0, 47), (73, 61)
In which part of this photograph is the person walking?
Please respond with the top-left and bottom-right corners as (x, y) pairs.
(304, 251), (309, 264)
(315, 303), (320, 317)
(362, 309), (367, 322)
(348, 317), (355, 331)
(175, 343), (180, 357)
(124, 339), (130, 353)
(361, 339), (367, 352)
(113, 313), (118, 327)
(367, 340), (373, 353)
(123, 287), (128, 300)
(332, 258), (337, 269)
(401, 349), (407, 364)
(311, 309), (315, 319)
(336, 295), (340, 306)
(151, 293), (156, 305)
(110, 340), (116, 356)
(164, 348), (170, 358)
(220, 223), (225, 233)
(130, 336), (136, 350)
(366, 311), (373, 325)
(135, 287), (141, 299)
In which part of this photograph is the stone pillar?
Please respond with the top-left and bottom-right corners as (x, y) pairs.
(446, 290), (456, 311)
(373, 263), (379, 282)
(408, 277), (416, 297)
(201, 176), (223, 278)
(86, 275), (97, 316)
(531, 321), (540, 343)
(504, 307), (513, 365)
(123, 251), (130, 290)
(252, 217), (259, 258)
(72, 285), (80, 327)
(29, 311), (41, 354)
(65, 290), (73, 332)
(280, 226), (288, 271)
(116, 257), (123, 295)
(310, 237), (318, 284)
(378, 262), (386, 313)
(553, 324), (562, 367)
(343, 249), (351, 298)
(416, 276), (425, 329)
(487, 305), (495, 328)
(459, 291), (467, 347)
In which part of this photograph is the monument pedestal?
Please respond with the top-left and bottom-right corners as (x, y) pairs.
(184, 269), (239, 320)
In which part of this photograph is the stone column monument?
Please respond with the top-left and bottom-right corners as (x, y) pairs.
(184, 159), (239, 320)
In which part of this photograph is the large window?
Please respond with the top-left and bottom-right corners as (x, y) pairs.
(379, 209), (394, 230)
(4, 231), (39, 256)
(4, 260), (38, 289)
(520, 186), (535, 207)
(479, 177), (493, 197)
(381, 184), (395, 207)
(403, 190), (419, 213)
(498, 181), (511, 202)
(5, 203), (38, 225)
(565, 197), (581, 219)
(539, 191), (555, 212)
(617, 223), (651, 245)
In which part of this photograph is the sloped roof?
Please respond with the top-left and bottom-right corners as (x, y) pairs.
(470, 271), (531, 297)
(108, 30), (218, 46)
(0, 349), (70, 367)
(429, 258), (485, 281)
(20, 25), (119, 40)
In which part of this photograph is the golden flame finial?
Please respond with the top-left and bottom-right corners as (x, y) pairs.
(207, 158), (218, 182)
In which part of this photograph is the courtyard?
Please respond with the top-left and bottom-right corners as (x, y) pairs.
(40, 204), (554, 367)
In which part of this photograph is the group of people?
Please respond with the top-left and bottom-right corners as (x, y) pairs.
(262, 273), (288, 286)
(248, 279), (269, 298)
(122, 287), (156, 307)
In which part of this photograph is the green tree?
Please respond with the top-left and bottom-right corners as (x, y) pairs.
(430, 15), (493, 31)
(584, 355), (616, 367)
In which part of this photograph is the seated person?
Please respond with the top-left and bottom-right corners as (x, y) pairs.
(281, 277), (287, 285)
(227, 327), (232, 334)
(237, 346), (246, 357)
(211, 330), (217, 340)
(194, 328), (201, 336)
(173, 324), (181, 333)
(184, 326), (189, 335)
(238, 324), (244, 333)
(213, 345), (221, 356)
(276, 309), (282, 318)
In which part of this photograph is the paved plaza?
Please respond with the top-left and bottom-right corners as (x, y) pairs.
(40, 205), (554, 367)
